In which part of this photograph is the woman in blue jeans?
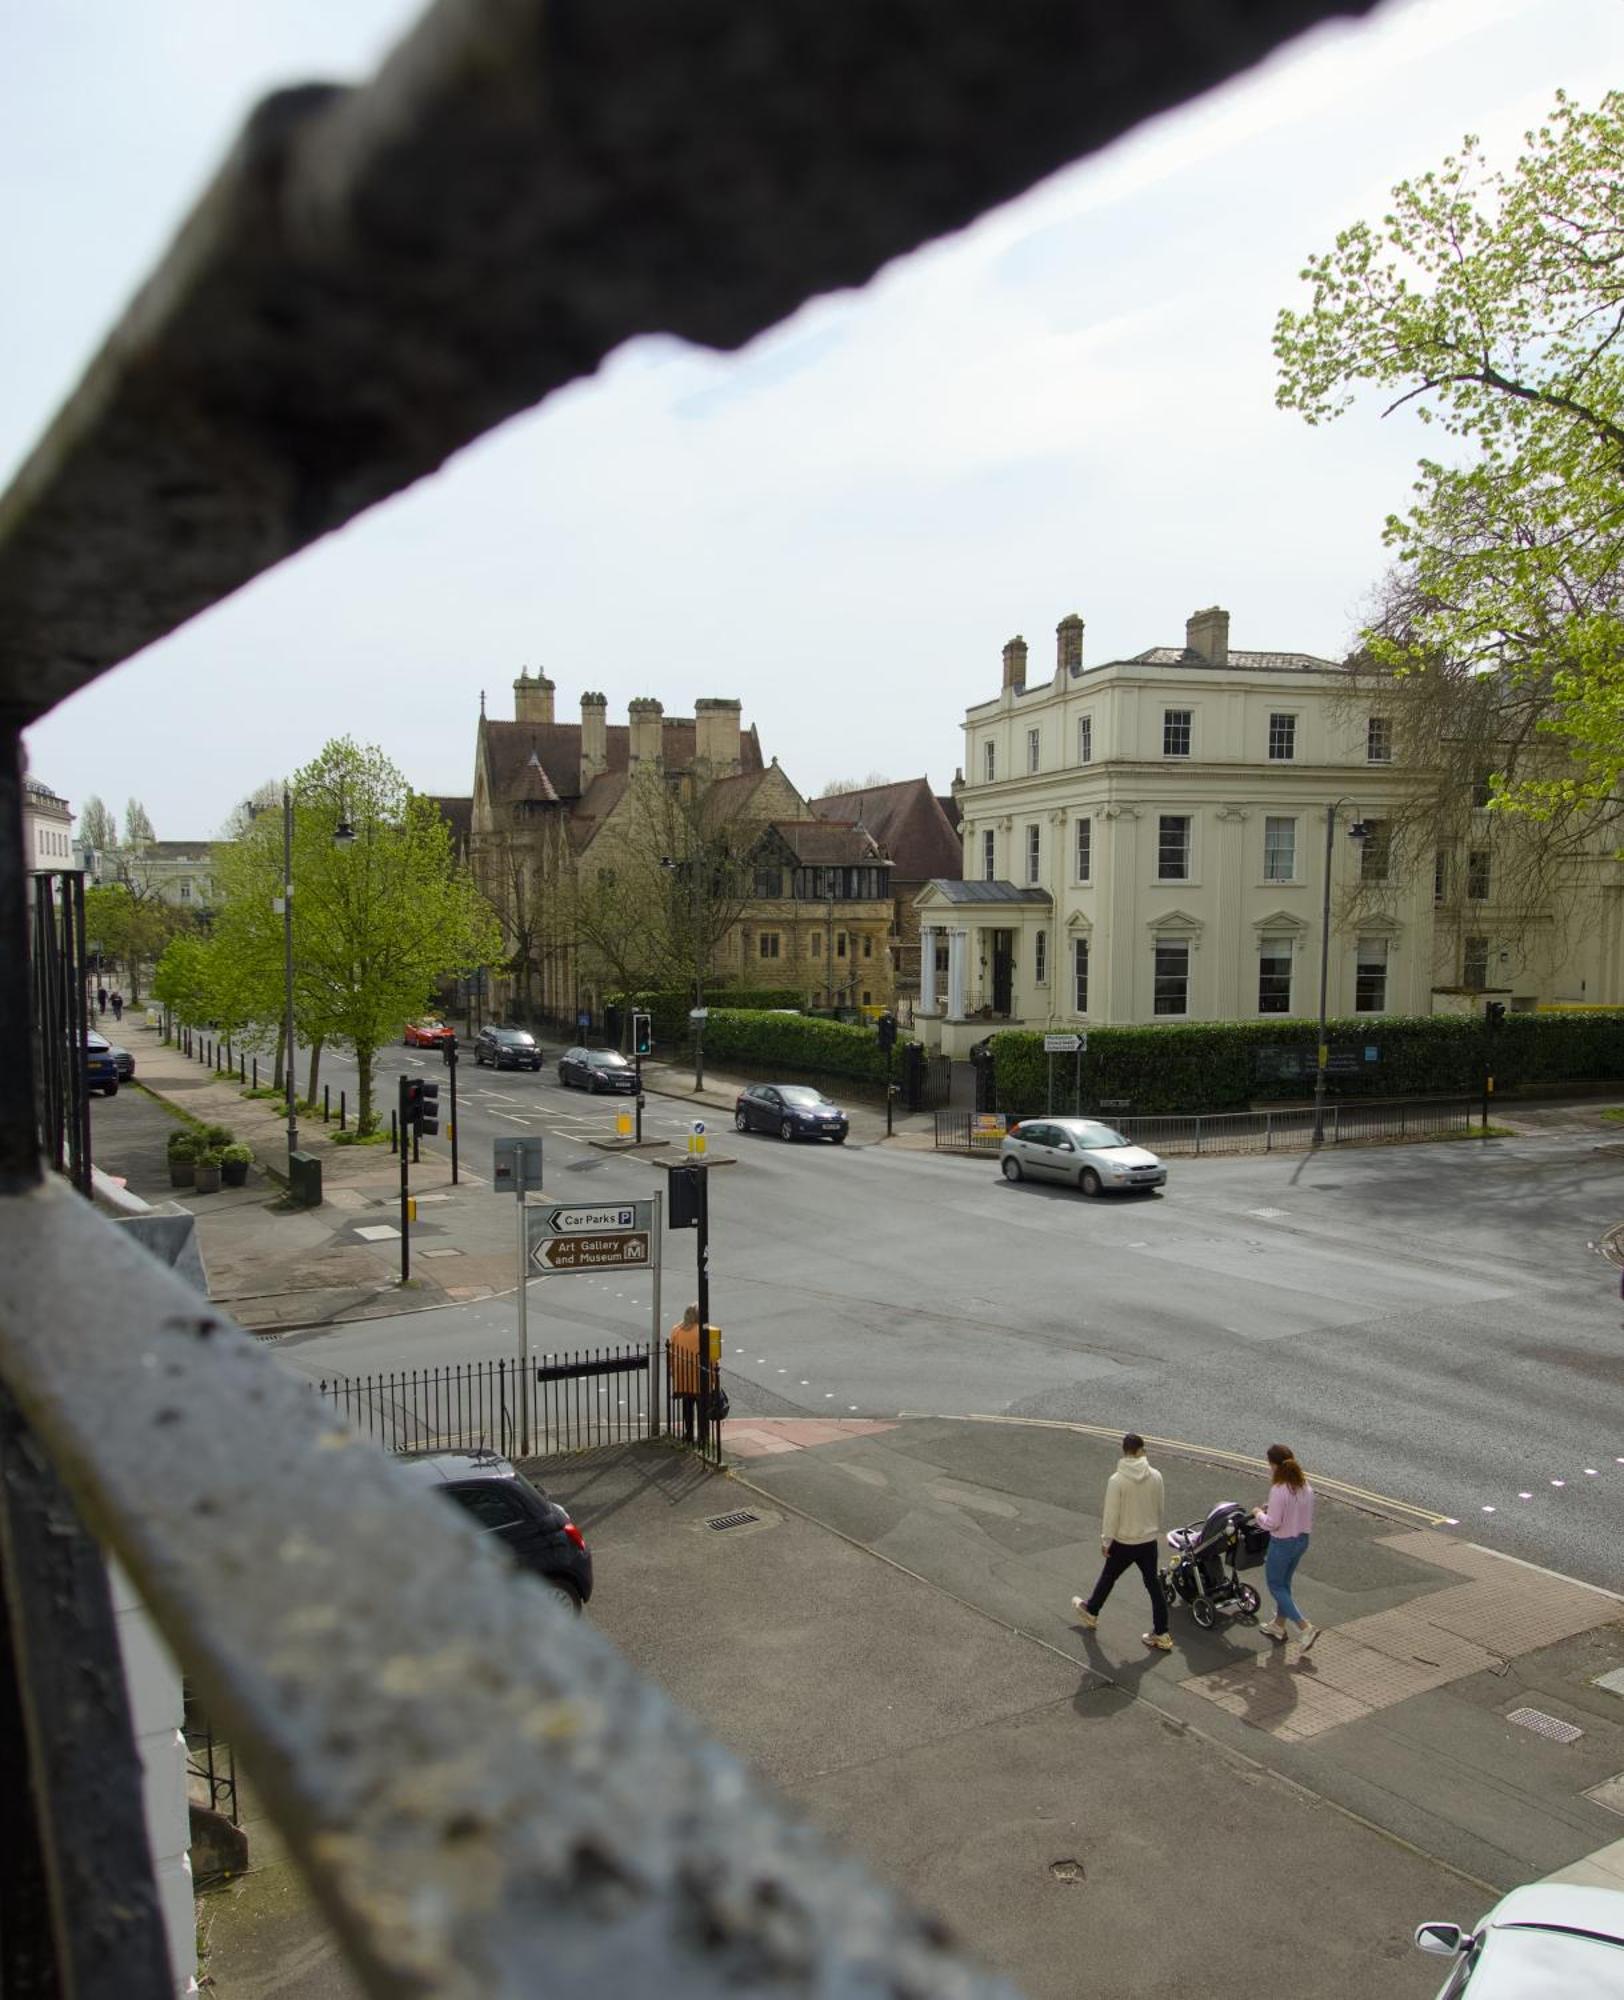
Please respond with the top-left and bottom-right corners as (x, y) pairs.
(1254, 1444), (1319, 1651)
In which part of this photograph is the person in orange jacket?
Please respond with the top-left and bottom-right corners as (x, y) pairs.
(668, 1303), (701, 1442)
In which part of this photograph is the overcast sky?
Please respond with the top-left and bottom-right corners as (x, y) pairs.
(9, 0), (1622, 840)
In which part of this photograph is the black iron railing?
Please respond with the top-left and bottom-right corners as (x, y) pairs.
(936, 1097), (1476, 1156)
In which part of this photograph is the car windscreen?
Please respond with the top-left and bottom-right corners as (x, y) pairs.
(779, 1087), (830, 1107)
(589, 1051), (628, 1066)
(499, 1030), (535, 1044)
(1069, 1123), (1128, 1148)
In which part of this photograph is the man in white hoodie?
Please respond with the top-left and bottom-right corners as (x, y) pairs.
(1071, 1433), (1172, 1651)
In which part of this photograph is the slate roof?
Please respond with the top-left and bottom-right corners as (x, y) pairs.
(921, 878), (1051, 906)
(772, 819), (888, 866)
(425, 795), (473, 859)
(1129, 646), (1340, 673)
(811, 777), (963, 883)
(133, 840), (212, 859)
(483, 716), (764, 804)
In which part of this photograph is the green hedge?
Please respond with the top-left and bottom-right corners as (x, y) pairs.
(616, 988), (807, 1046)
(697, 1009), (892, 1083)
(991, 1012), (1624, 1116)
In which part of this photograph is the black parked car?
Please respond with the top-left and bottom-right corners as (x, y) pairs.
(734, 1083), (848, 1143)
(399, 1450), (593, 1613)
(473, 1024), (543, 1070)
(87, 1029), (135, 1081)
(558, 1046), (636, 1093)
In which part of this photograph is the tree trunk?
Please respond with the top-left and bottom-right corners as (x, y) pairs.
(306, 1037), (324, 1110)
(356, 1043), (376, 1136)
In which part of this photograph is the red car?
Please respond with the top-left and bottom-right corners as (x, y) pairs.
(404, 1018), (455, 1049)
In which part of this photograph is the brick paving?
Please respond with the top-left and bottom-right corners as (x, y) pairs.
(725, 1418), (899, 1459)
(1181, 1529), (1620, 1742)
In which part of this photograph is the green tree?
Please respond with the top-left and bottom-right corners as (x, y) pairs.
(124, 798), (156, 849)
(79, 795), (117, 854)
(84, 881), (186, 1002)
(277, 739), (500, 1134)
(1275, 89), (1624, 813)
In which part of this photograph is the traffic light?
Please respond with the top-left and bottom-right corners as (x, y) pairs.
(632, 1010), (653, 1057)
(876, 1013), (897, 1054)
(665, 1162), (703, 1229)
(402, 1078), (441, 1135)
(1484, 1001), (1507, 1028)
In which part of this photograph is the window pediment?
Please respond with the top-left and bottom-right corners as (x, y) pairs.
(1144, 908), (1203, 936)
(1252, 909), (1310, 936)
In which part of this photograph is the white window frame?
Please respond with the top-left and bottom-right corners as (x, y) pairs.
(1034, 930), (1048, 985)
(983, 740), (997, 782)
(1467, 849), (1491, 901)
(1075, 817), (1092, 884)
(1355, 936), (1389, 1012)
(1073, 936), (1089, 1015)
(1263, 816), (1296, 883)
(981, 829), (996, 882)
(1157, 815), (1191, 882)
(1367, 716), (1393, 764)
(1267, 712), (1297, 762)
(1077, 714), (1093, 765)
(1257, 936), (1293, 1014)
(1026, 727), (1041, 774)
(1025, 822), (1041, 885)
(1153, 938), (1190, 1016)
(1162, 708), (1193, 758)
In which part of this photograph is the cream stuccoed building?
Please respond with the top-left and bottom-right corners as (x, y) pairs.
(913, 606), (1624, 1057)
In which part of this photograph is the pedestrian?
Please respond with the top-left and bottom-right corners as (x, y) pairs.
(668, 1303), (701, 1444)
(1072, 1432), (1172, 1652)
(1254, 1444), (1318, 1650)
(110, 989), (123, 1022)
(96, 984), (107, 1017)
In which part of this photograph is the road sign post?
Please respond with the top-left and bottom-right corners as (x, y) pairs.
(445, 1034), (460, 1184)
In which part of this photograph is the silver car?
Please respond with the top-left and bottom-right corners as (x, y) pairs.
(999, 1117), (1166, 1196)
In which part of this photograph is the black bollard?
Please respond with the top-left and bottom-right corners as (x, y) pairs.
(340, 1090), (347, 1132)
(323, 1084), (330, 1123)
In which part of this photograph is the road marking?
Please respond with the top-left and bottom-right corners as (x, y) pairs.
(910, 1413), (1452, 1526)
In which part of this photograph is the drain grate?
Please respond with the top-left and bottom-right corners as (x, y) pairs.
(1507, 1706), (1585, 1745)
(706, 1510), (760, 1532)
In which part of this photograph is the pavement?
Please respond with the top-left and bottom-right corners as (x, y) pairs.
(100, 1017), (1624, 1995)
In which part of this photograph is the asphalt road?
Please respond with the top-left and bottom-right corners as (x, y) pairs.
(281, 1059), (1624, 1593)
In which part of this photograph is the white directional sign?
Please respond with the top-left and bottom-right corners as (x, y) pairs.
(537, 1202), (653, 1236)
(1043, 1033), (1082, 1054)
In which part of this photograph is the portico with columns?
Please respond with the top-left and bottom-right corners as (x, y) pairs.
(913, 879), (1054, 1057)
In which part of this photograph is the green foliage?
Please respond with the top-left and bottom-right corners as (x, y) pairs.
(992, 1013), (1624, 1115)
(195, 1149), (223, 1170)
(201, 1124), (235, 1150)
(242, 1086), (284, 1101)
(221, 1144), (253, 1165)
(1275, 90), (1624, 813)
(620, 988), (806, 1046)
(699, 1009), (892, 1083)
(166, 1130), (201, 1160)
(330, 1129), (390, 1147)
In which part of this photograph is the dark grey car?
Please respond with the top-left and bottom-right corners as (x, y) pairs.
(474, 1024), (542, 1070)
(734, 1083), (849, 1142)
(558, 1047), (636, 1093)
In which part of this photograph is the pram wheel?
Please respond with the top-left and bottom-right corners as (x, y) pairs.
(1191, 1599), (1217, 1630)
(1236, 1584), (1261, 1617)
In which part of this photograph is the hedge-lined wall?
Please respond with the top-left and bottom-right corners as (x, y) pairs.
(615, 988), (806, 1046)
(698, 1009), (893, 1083)
(991, 1012), (1624, 1116)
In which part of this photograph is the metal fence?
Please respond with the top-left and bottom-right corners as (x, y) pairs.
(936, 1097), (1478, 1157)
(316, 1346), (656, 1459)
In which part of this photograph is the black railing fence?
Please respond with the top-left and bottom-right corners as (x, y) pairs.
(29, 870), (92, 1196)
(316, 1346), (656, 1459)
(935, 1096), (1477, 1157)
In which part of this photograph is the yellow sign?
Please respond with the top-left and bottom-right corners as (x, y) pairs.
(406, 1197), (417, 1222)
(616, 1108), (633, 1137)
(971, 1113), (1005, 1137)
(687, 1118), (708, 1157)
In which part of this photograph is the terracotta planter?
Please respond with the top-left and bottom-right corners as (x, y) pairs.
(193, 1164), (222, 1194)
(169, 1158), (196, 1188)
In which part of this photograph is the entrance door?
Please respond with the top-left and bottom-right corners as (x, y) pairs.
(992, 930), (1014, 1015)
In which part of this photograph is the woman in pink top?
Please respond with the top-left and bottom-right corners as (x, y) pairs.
(1253, 1444), (1319, 1650)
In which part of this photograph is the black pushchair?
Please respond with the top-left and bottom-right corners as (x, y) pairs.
(1161, 1502), (1269, 1629)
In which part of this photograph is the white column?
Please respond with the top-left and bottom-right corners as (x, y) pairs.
(919, 925), (938, 1014)
(947, 928), (967, 1019)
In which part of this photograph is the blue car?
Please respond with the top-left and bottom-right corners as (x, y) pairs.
(83, 1040), (120, 1096)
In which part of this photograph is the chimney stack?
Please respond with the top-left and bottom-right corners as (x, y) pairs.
(1056, 613), (1084, 676)
(1185, 606), (1230, 666)
(580, 692), (607, 789)
(694, 697), (743, 778)
(628, 697), (665, 773)
(513, 666), (555, 723)
(1001, 635), (1028, 692)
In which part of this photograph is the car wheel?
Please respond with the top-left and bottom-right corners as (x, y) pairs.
(1001, 1155), (1022, 1182)
(779, 1119), (795, 1142)
(831, 1133), (846, 1145)
(542, 1575), (584, 1616)
(103, 1083), (119, 1097)
(734, 1109), (749, 1132)
(1079, 1167), (1102, 1197)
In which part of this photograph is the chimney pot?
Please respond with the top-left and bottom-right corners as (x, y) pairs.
(513, 667), (555, 724)
(694, 697), (744, 778)
(579, 691), (608, 789)
(1001, 635), (1028, 692)
(1056, 613), (1084, 676)
(1185, 606), (1230, 666)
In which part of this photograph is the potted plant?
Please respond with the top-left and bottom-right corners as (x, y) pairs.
(167, 1130), (200, 1188)
(202, 1123), (235, 1153)
(193, 1148), (223, 1194)
(220, 1142), (252, 1188)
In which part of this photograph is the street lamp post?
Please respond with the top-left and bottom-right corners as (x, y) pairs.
(280, 783), (298, 1171)
(1312, 800), (1370, 1147)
